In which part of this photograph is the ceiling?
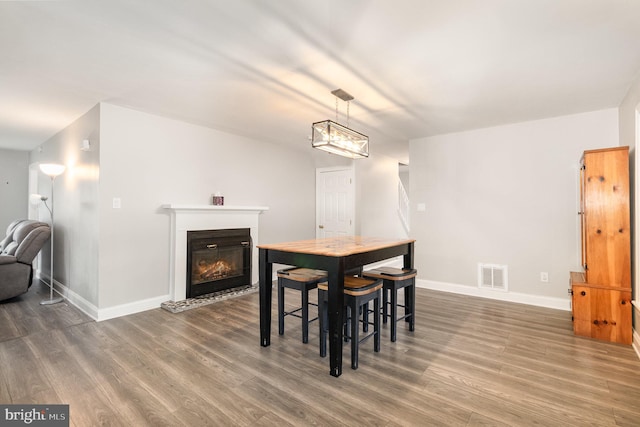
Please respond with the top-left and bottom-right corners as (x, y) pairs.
(2, 0), (640, 162)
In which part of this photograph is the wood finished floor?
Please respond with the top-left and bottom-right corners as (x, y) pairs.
(1, 281), (639, 426)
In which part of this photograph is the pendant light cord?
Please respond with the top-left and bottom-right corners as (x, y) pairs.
(334, 95), (351, 127)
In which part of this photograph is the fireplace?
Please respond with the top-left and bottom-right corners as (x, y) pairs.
(162, 204), (267, 302)
(186, 228), (252, 298)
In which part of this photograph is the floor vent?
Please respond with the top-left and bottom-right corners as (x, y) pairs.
(478, 263), (508, 291)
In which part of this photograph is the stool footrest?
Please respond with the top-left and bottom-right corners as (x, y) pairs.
(284, 305), (318, 320)
(284, 312), (319, 323)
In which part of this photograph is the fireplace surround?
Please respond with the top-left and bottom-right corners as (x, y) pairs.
(162, 204), (268, 302)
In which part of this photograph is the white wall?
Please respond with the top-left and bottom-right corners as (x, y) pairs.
(0, 149), (29, 232)
(29, 105), (101, 308)
(98, 103), (317, 311)
(355, 152), (407, 239)
(410, 109), (619, 308)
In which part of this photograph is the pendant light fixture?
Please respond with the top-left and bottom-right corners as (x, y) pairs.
(312, 89), (369, 159)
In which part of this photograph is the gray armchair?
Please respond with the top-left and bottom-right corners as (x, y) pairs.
(0, 219), (51, 301)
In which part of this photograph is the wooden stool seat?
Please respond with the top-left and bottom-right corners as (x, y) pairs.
(363, 267), (417, 342)
(277, 267), (327, 343)
(278, 268), (327, 283)
(317, 276), (382, 296)
(319, 276), (382, 369)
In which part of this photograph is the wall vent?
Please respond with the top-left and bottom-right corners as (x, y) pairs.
(478, 263), (508, 291)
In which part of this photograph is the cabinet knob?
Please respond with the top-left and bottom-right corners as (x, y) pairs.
(593, 320), (599, 325)
(580, 291), (586, 296)
(602, 320), (608, 325)
(621, 300), (626, 305)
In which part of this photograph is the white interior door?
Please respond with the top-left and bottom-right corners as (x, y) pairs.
(316, 167), (355, 238)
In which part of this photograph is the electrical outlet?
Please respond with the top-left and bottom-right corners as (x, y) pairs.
(112, 197), (121, 209)
(540, 272), (549, 283)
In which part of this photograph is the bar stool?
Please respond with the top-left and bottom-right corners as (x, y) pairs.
(318, 276), (382, 370)
(277, 267), (327, 343)
(363, 267), (417, 342)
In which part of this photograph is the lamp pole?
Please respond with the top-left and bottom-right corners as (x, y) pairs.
(39, 163), (65, 305)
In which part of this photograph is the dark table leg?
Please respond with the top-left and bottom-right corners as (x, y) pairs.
(404, 242), (415, 324)
(327, 260), (345, 377)
(404, 241), (414, 270)
(259, 248), (272, 347)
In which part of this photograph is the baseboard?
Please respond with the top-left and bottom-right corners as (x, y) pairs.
(96, 294), (172, 322)
(418, 279), (571, 311)
(36, 271), (170, 322)
(60, 283), (99, 320)
(37, 272), (99, 320)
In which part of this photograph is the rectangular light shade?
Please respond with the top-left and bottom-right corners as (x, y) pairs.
(311, 120), (369, 159)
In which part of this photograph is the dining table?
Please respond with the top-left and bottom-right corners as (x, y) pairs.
(258, 236), (415, 377)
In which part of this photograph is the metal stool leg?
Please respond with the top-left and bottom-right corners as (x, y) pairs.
(390, 286), (398, 342)
(408, 282), (415, 331)
(302, 288), (310, 343)
(382, 287), (389, 324)
(351, 299), (359, 369)
(278, 281), (285, 335)
(374, 290), (381, 352)
(362, 302), (369, 333)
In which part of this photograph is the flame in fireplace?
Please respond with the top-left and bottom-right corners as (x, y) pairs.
(197, 259), (233, 281)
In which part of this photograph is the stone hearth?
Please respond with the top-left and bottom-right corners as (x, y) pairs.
(161, 284), (258, 313)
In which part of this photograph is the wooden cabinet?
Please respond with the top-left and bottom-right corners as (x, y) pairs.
(571, 274), (632, 344)
(570, 147), (632, 345)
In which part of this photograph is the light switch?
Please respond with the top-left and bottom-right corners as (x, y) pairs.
(112, 197), (121, 209)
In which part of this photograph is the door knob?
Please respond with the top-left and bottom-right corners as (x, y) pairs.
(319, 225), (324, 229)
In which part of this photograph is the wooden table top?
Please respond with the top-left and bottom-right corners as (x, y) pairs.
(257, 236), (415, 257)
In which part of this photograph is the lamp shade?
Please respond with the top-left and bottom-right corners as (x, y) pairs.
(311, 120), (369, 159)
(39, 163), (66, 177)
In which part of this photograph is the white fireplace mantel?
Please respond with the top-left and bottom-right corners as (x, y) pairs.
(162, 204), (268, 302)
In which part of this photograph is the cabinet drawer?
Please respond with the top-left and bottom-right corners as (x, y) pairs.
(571, 285), (632, 345)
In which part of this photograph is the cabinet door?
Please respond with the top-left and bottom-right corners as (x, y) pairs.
(571, 285), (632, 345)
(591, 289), (632, 345)
(582, 148), (630, 288)
(571, 285), (592, 338)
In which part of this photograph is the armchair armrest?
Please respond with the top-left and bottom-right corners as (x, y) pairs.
(0, 255), (17, 265)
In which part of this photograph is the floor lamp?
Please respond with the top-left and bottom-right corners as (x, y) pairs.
(39, 163), (65, 305)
